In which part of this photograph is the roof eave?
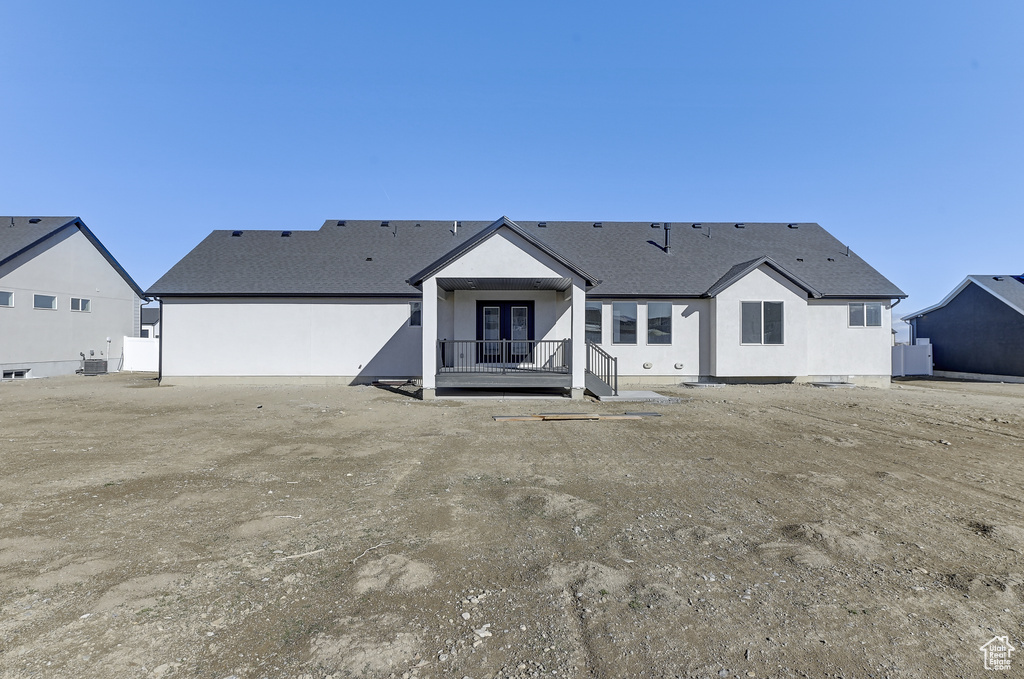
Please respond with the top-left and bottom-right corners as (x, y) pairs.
(406, 216), (601, 289)
(703, 256), (824, 299)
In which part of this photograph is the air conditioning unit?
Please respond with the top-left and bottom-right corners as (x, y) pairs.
(83, 359), (108, 376)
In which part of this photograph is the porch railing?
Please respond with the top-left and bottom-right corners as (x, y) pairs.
(586, 341), (618, 395)
(437, 339), (569, 374)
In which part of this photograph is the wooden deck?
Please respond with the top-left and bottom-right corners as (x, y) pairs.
(435, 372), (572, 389)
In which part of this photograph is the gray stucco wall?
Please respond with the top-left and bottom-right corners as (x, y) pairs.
(911, 282), (1024, 377)
(0, 229), (140, 378)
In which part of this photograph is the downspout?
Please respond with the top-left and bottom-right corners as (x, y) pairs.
(157, 298), (163, 382)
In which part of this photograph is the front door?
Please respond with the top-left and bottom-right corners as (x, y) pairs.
(476, 301), (535, 364)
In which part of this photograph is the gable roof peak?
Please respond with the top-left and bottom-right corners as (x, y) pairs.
(704, 255), (823, 299)
(406, 215), (600, 289)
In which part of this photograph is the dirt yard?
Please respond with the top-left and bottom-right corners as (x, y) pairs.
(1, 374), (1023, 679)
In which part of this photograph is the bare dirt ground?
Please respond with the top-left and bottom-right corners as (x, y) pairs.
(1, 374), (1023, 679)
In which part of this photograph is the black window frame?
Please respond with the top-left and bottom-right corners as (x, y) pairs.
(612, 302), (638, 345)
(585, 301), (602, 344)
(741, 301), (784, 345)
(646, 302), (672, 345)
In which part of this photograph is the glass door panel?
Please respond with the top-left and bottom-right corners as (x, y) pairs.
(510, 306), (529, 362)
(482, 306), (501, 362)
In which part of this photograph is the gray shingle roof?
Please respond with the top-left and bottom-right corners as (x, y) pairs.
(0, 215), (146, 294)
(0, 216), (146, 297)
(903, 275), (1024, 319)
(147, 218), (905, 299)
(141, 307), (161, 325)
(0, 216), (79, 263)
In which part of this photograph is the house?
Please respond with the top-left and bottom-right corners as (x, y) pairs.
(0, 217), (146, 379)
(146, 216), (905, 397)
(141, 306), (160, 339)
(902, 274), (1024, 380)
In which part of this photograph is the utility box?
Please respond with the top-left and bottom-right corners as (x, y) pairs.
(83, 359), (108, 376)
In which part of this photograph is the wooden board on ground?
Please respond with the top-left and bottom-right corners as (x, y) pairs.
(493, 413), (644, 422)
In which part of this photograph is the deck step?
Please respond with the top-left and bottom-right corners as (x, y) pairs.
(585, 371), (616, 397)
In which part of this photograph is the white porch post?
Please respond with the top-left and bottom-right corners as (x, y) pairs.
(570, 281), (586, 399)
(421, 276), (438, 399)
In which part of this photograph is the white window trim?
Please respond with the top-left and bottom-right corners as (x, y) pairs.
(33, 294), (57, 310)
(71, 297), (92, 313)
(848, 302), (883, 328)
(0, 291), (12, 308)
(740, 300), (785, 345)
(409, 301), (422, 327)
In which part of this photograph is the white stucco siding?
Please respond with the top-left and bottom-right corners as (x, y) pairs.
(0, 229), (139, 377)
(589, 300), (707, 377)
(160, 298), (421, 379)
(436, 230), (574, 280)
(806, 299), (893, 376)
(711, 265), (809, 377)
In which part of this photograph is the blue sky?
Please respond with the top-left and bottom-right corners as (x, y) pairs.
(2, 2), (1022, 332)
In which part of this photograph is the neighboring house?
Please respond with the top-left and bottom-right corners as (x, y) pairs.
(141, 306), (160, 339)
(0, 217), (146, 379)
(902, 274), (1024, 380)
(147, 216), (905, 397)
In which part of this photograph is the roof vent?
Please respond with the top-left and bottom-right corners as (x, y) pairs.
(231, 231), (243, 237)
(366, 257), (373, 261)
(993, 276), (1005, 281)
(593, 222), (602, 228)
(691, 223), (702, 228)
(337, 220), (346, 226)
(651, 223), (661, 228)
(29, 218), (41, 223)
(827, 257), (835, 262)
(787, 223), (799, 229)
(796, 258), (804, 262)
(538, 222), (547, 227)
(281, 231), (292, 237)
(735, 223), (745, 228)
(380, 221), (389, 227)
(415, 222), (422, 227)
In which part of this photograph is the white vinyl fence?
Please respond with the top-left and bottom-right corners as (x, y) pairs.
(892, 344), (933, 377)
(122, 337), (159, 372)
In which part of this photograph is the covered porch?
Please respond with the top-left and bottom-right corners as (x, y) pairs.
(407, 217), (603, 399)
(436, 338), (572, 389)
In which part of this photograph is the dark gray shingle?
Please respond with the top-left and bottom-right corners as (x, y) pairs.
(0, 216), (146, 297)
(147, 218), (905, 299)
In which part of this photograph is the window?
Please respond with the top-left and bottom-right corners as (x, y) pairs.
(3, 369), (29, 379)
(647, 302), (672, 345)
(71, 297), (91, 312)
(33, 294), (56, 310)
(612, 302), (637, 344)
(0, 291), (11, 307)
(741, 301), (784, 345)
(585, 301), (602, 343)
(849, 302), (882, 327)
(141, 328), (150, 338)
(409, 301), (422, 327)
